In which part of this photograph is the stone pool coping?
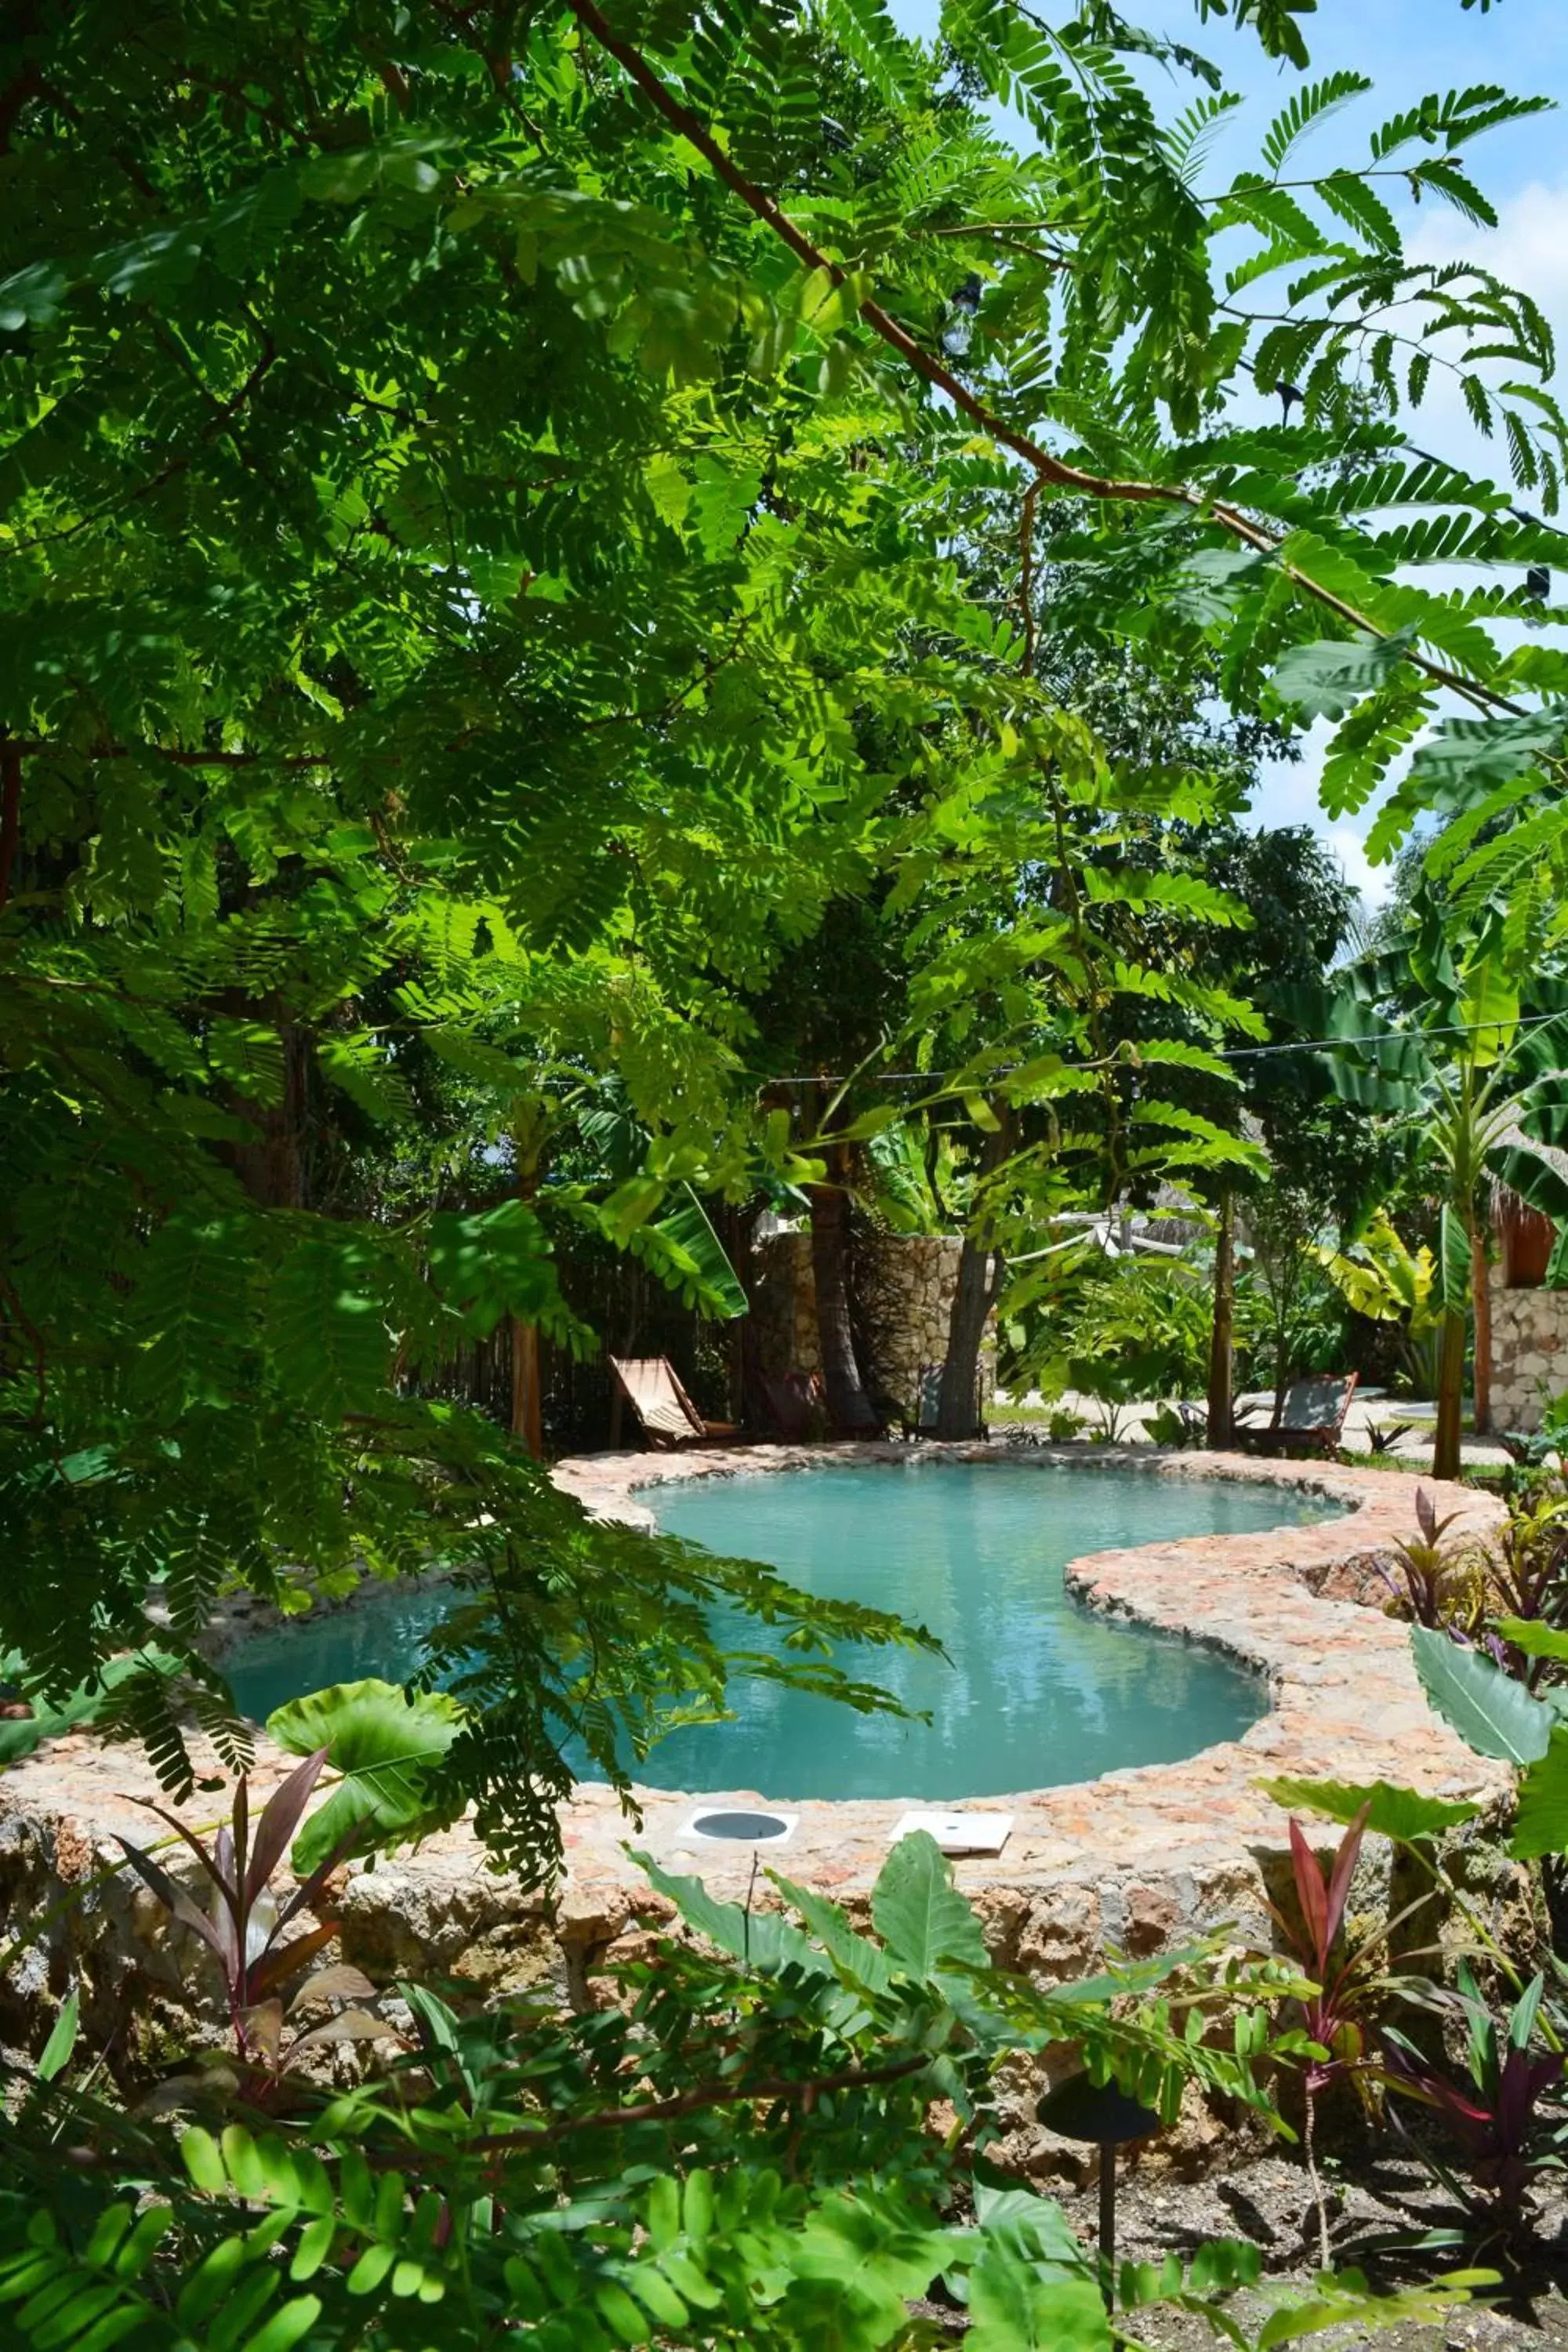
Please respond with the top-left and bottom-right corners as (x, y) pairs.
(545, 1443), (1510, 1910)
(0, 1443), (1515, 2053)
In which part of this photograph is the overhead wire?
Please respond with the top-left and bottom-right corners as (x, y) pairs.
(746, 1005), (1568, 1088)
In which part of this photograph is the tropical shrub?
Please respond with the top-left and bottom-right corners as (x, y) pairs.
(1376, 1489), (1487, 1635)
(1383, 1966), (1567, 2229)
(1270, 1760), (1568, 2241)
(0, 1831), (1494, 2350)
(1060, 1257), (1228, 1419)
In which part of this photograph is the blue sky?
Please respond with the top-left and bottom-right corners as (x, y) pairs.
(885, 0), (1568, 905)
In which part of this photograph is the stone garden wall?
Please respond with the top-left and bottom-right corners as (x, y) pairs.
(1486, 1261), (1568, 1431)
(750, 1229), (996, 1417)
(748, 1231), (821, 1381)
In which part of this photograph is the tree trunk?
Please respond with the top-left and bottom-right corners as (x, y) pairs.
(1471, 1222), (1492, 1435)
(510, 1316), (543, 1455)
(722, 1201), (756, 1425)
(509, 1127), (545, 1456)
(1432, 1305), (1466, 1482)
(935, 1237), (1000, 1439)
(809, 1151), (880, 1435)
(934, 1111), (1014, 1440)
(1206, 1189), (1236, 1448)
(230, 1020), (310, 1209)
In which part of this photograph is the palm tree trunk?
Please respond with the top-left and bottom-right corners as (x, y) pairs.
(935, 1111), (1014, 1439)
(1206, 1189), (1235, 1447)
(510, 1316), (543, 1455)
(1432, 1305), (1466, 1482)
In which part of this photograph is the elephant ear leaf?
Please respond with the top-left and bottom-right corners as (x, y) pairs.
(1257, 1773), (1479, 1843)
(1410, 1627), (1553, 1765)
(1512, 1728), (1568, 1860)
(871, 1831), (988, 1980)
(267, 1679), (466, 1875)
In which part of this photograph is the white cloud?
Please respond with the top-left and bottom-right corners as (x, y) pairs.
(1410, 176), (1568, 316)
(1324, 825), (1395, 911)
(1237, 187), (1568, 899)
(1397, 178), (1568, 481)
(1248, 736), (1394, 909)
(1247, 718), (1425, 916)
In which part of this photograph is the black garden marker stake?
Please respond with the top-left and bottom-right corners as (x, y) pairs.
(1035, 2072), (1162, 2315)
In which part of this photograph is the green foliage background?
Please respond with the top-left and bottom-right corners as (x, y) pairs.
(2, 0), (1566, 1852)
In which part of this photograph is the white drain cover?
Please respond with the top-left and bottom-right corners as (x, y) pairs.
(891, 1810), (1013, 1857)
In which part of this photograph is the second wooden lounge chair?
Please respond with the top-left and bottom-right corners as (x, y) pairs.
(758, 1370), (826, 1442)
(1235, 1371), (1358, 1458)
(609, 1354), (742, 1450)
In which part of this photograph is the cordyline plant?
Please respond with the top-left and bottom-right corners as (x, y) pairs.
(1269, 1806), (1436, 2267)
(1383, 1967), (1567, 2234)
(1486, 1494), (1568, 1672)
(1365, 1421), (1416, 1458)
(117, 1748), (382, 2096)
(1378, 1489), (1485, 1636)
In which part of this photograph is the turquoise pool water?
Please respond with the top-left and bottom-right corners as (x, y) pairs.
(226, 1462), (1339, 1801)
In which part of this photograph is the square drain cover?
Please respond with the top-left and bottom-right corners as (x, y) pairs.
(891, 1810), (1013, 1857)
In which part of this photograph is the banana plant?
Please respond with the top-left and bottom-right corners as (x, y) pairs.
(1302, 905), (1568, 1477)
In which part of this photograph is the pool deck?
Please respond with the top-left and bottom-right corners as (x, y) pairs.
(0, 1445), (1515, 2063)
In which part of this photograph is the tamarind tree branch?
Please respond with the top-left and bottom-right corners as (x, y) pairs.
(464, 2051), (935, 2152)
(561, 0), (1524, 722)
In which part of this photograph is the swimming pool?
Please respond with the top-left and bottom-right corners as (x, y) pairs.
(226, 1460), (1340, 1802)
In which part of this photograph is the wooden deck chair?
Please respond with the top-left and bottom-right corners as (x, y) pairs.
(609, 1356), (741, 1450)
(758, 1370), (826, 1442)
(1236, 1371), (1358, 1458)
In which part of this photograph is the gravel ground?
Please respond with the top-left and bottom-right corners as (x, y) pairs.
(1047, 2148), (1568, 2348)
(989, 1392), (1516, 1472)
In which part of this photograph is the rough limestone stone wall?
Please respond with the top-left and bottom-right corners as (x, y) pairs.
(1487, 1261), (1568, 1430)
(749, 1232), (821, 1378)
(750, 1230), (996, 1414)
(857, 1233), (997, 1414)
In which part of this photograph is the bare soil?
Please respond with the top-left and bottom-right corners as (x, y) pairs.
(1054, 2147), (1568, 2348)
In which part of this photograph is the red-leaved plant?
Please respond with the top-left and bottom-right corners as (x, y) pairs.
(118, 1746), (382, 2098)
(1377, 1488), (1482, 1634)
(1383, 1966), (1566, 2230)
(1269, 1806), (1432, 2265)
